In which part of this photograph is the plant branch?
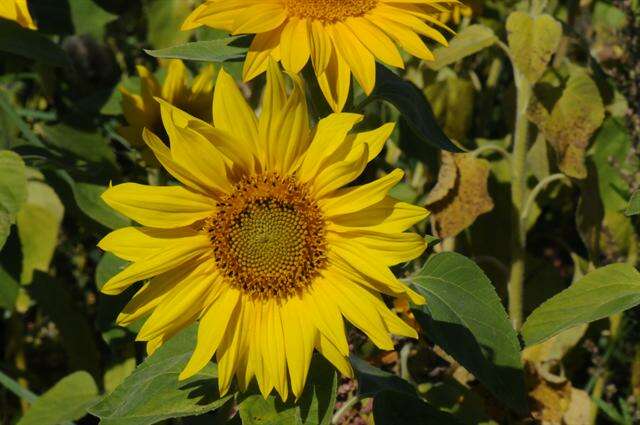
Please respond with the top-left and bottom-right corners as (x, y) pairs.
(520, 173), (571, 220)
(331, 395), (360, 425)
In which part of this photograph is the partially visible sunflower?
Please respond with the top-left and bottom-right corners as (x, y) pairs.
(182, 0), (454, 112)
(438, 3), (473, 25)
(99, 60), (429, 399)
(0, 0), (36, 30)
(118, 60), (215, 152)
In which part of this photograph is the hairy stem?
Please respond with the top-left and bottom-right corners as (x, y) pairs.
(508, 69), (532, 330)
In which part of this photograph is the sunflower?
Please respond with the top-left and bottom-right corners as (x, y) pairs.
(99, 60), (429, 399)
(0, 0), (36, 30)
(182, 0), (454, 112)
(118, 60), (215, 153)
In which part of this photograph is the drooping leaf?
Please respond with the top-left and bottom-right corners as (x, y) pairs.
(409, 252), (527, 414)
(373, 390), (461, 425)
(89, 325), (233, 425)
(627, 190), (640, 216)
(429, 25), (497, 70)
(144, 0), (192, 48)
(425, 153), (494, 238)
(16, 371), (99, 425)
(522, 263), (640, 346)
(0, 19), (69, 67)
(367, 64), (463, 153)
(17, 176), (64, 283)
(239, 356), (337, 425)
(145, 38), (247, 62)
(29, 272), (101, 378)
(506, 12), (562, 83)
(350, 356), (415, 398)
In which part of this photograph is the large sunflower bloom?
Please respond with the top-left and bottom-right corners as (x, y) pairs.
(0, 0), (36, 29)
(182, 0), (454, 112)
(119, 60), (215, 151)
(99, 61), (428, 399)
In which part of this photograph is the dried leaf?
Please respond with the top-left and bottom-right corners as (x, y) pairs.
(426, 153), (494, 238)
(507, 12), (562, 83)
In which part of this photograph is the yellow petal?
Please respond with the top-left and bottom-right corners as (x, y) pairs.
(102, 183), (216, 229)
(315, 333), (353, 378)
(98, 226), (199, 262)
(279, 17), (310, 74)
(328, 197), (429, 233)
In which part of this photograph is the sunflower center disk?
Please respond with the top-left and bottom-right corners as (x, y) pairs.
(285, 0), (378, 22)
(209, 173), (327, 300)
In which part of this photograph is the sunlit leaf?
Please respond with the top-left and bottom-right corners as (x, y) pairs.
(627, 190), (640, 216)
(506, 12), (562, 83)
(0, 150), (27, 249)
(429, 25), (497, 70)
(17, 372), (99, 425)
(522, 263), (640, 346)
(145, 37), (247, 62)
(145, 0), (192, 48)
(17, 176), (64, 283)
(409, 252), (527, 414)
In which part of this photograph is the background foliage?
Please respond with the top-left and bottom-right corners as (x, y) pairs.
(1, 0), (640, 424)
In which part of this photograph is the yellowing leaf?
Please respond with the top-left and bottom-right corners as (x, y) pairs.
(426, 153), (494, 238)
(424, 73), (476, 142)
(429, 24), (497, 70)
(17, 177), (64, 284)
(506, 12), (562, 83)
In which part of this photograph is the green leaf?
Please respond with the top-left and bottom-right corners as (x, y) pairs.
(145, 0), (192, 48)
(239, 356), (337, 425)
(373, 390), (461, 425)
(506, 12), (562, 83)
(0, 150), (27, 249)
(17, 372), (99, 425)
(0, 265), (20, 311)
(29, 272), (101, 378)
(17, 177), (64, 283)
(0, 19), (69, 67)
(350, 356), (415, 398)
(522, 263), (640, 346)
(367, 64), (463, 153)
(0, 150), (27, 214)
(68, 0), (117, 39)
(145, 38), (247, 62)
(89, 325), (233, 425)
(625, 190), (640, 216)
(429, 25), (497, 70)
(40, 124), (116, 166)
(409, 252), (527, 414)
(96, 252), (129, 291)
(73, 183), (130, 229)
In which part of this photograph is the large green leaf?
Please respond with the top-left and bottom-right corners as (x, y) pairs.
(145, 0), (192, 48)
(17, 176), (64, 283)
(69, 0), (117, 39)
(428, 25), (497, 70)
(521, 263), (640, 346)
(0, 19), (69, 67)
(350, 356), (415, 398)
(145, 38), (247, 62)
(238, 356), (337, 425)
(373, 390), (461, 425)
(17, 371), (99, 425)
(0, 150), (27, 249)
(366, 64), (462, 153)
(40, 124), (116, 166)
(89, 325), (232, 425)
(409, 252), (527, 414)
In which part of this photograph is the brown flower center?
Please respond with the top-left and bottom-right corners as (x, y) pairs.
(284, 0), (378, 22)
(207, 173), (326, 299)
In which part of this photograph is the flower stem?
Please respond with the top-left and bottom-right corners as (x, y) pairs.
(508, 69), (532, 330)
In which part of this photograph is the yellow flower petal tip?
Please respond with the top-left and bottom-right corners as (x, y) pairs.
(98, 62), (428, 400)
(0, 0), (37, 29)
(182, 0), (456, 111)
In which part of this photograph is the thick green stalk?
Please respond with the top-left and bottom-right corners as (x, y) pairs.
(508, 70), (532, 330)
